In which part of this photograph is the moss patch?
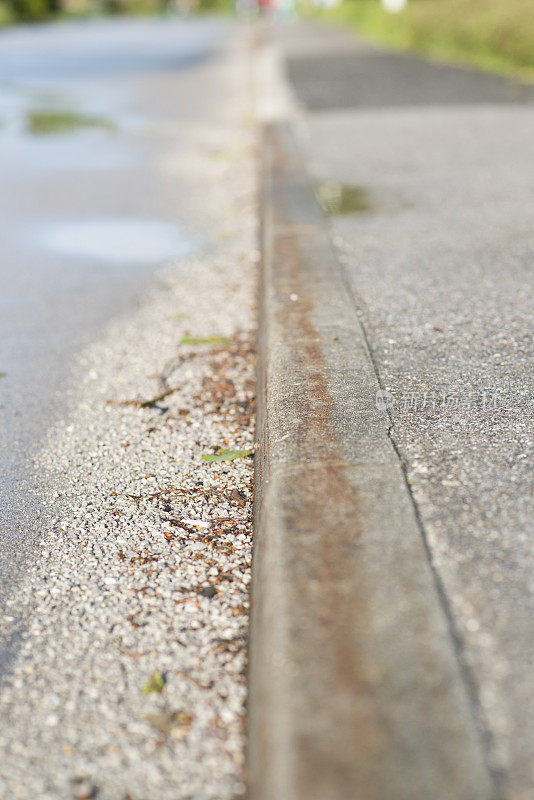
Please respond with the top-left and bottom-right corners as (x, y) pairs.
(27, 109), (116, 136)
(314, 181), (373, 216)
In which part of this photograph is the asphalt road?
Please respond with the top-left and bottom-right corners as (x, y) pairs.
(0, 15), (236, 667)
(276, 22), (534, 800)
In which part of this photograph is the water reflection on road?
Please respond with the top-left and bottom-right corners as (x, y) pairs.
(0, 16), (233, 636)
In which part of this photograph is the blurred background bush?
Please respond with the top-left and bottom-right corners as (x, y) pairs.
(0, 0), (227, 24)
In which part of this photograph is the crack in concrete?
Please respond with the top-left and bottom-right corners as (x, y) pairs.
(330, 229), (506, 800)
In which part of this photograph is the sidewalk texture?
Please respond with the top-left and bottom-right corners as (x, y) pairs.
(250, 21), (533, 800)
(249, 121), (495, 800)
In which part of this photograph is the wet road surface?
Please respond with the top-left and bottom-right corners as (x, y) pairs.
(0, 15), (236, 659)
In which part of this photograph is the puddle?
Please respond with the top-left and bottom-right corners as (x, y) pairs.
(26, 109), (116, 136)
(314, 182), (373, 216)
(41, 219), (193, 264)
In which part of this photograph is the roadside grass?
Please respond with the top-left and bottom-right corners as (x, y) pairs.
(312, 0), (534, 82)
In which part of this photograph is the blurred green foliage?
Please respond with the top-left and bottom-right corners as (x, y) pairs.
(0, 0), (231, 24)
(203, 0), (230, 9)
(316, 0), (534, 80)
(0, 1), (13, 22)
(2, 0), (51, 21)
(0, 0), (82, 22)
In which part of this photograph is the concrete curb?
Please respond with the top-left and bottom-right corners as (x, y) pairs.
(248, 121), (497, 800)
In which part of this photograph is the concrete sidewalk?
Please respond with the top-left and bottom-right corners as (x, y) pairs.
(250, 21), (533, 800)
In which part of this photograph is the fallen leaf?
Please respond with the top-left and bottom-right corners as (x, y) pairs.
(198, 585), (217, 598)
(141, 670), (166, 695)
(144, 710), (193, 736)
(202, 449), (252, 462)
(181, 518), (210, 528)
(229, 489), (246, 507)
(179, 336), (231, 346)
(108, 387), (178, 408)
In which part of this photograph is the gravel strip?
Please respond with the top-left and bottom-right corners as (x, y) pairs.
(0, 86), (257, 799)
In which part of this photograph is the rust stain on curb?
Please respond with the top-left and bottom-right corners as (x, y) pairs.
(251, 125), (386, 798)
(249, 122), (496, 800)
(273, 232), (386, 795)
